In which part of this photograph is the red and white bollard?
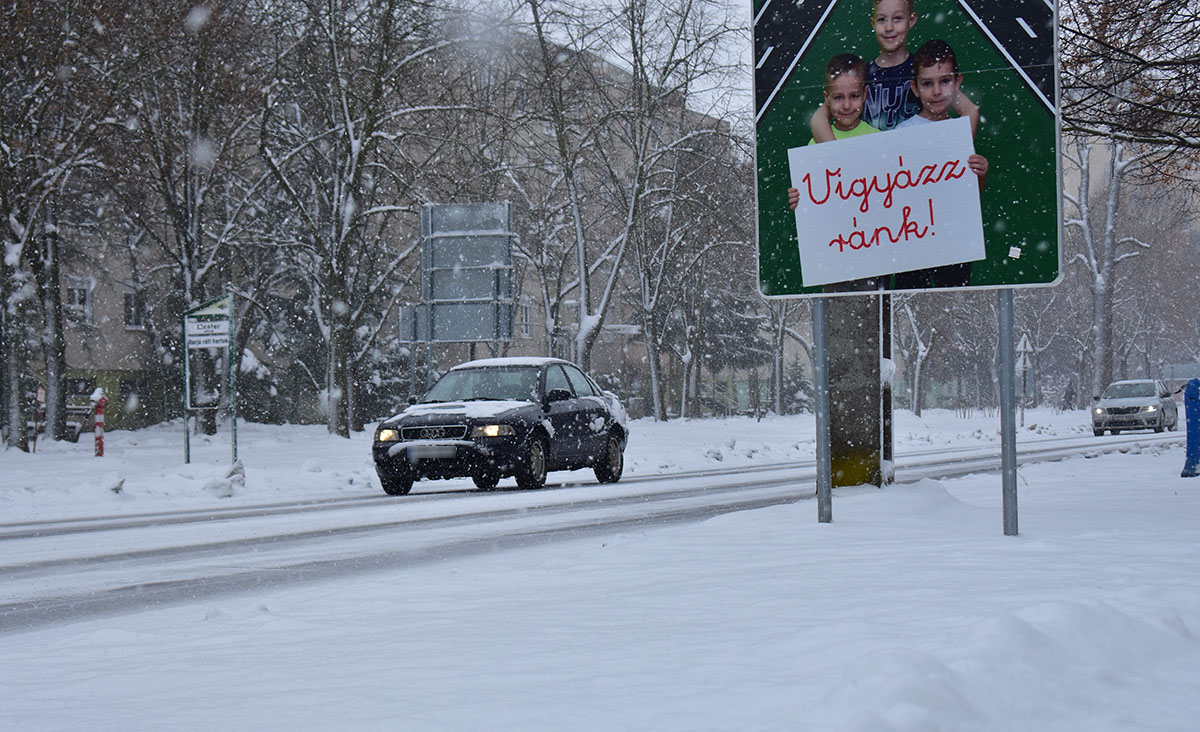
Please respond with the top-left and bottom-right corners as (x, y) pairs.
(94, 395), (108, 457)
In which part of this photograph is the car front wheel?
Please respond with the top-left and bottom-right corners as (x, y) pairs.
(380, 472), (414, 496)
(1154, 414), (1165, 433)
(594, 433), (624, 484)
(472, 471), (500, 491)
(515, 436), (548, 490)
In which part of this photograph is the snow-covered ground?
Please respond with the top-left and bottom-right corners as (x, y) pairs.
(2, 408), (1199, 731)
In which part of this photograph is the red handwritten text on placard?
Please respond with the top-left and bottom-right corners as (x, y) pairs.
(799, 156), (968, 214)
(786, 117), (983, 287)
(830, 200), (937, 252)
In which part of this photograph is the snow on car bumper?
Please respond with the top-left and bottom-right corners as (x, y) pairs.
(1093, 412), (1158, 430)
(372, 438), (521, 479)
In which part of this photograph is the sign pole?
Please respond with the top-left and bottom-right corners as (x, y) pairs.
(32, 386), (45, 452)
(183, 311), (191, 464)
(813, 297), (832, 523)
(229, 292), (238, 465)
(998, 288), (1019, 536)
(1021, 363), (1027, 427)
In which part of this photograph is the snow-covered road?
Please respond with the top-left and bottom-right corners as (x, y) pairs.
(2, 428), (1180, 632)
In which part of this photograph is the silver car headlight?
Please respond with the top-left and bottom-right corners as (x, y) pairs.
(377, 428), (400, 442)
(1094, 408), (1104, 416)
(1144, 405), (1157, 413)
(471, 424), (516, 438)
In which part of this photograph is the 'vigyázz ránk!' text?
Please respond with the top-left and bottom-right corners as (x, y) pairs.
(797, 156), (969, 252)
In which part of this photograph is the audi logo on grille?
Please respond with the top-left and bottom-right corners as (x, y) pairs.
(420, 427), (447, 439)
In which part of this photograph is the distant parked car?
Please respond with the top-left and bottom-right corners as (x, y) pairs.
(372, 357), (628, 495)
(1091, 379), (1178, 436)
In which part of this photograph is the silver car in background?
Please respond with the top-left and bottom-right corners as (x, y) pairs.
(1092, 379), (1178, 436)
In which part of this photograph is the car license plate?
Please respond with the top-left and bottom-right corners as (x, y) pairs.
(409, 445), (456, 459)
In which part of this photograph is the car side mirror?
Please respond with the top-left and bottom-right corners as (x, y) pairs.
(1092, 395), (1100, 402)
(408, 395), (419, 405)
(544, 388), (572, 407)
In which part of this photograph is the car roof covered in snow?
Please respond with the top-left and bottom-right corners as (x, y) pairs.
(448, 357), (569, 370)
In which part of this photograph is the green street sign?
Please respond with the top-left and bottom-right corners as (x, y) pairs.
(753, 0), (1060, 296)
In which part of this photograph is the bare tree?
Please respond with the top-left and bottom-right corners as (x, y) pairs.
(1013, 287), (1074, 409)
(893, 295), (937, 416)
(1, 1), (139, 447)
(109, 1), (275, 435)
(763, 299), (807, 417)
(1059, 0), (1200, 396)
(260, 0), (446, 436)
(1062, 0), (1200, 167)
(520, 0), (621, 371)
(1061, 135), (1161, 395)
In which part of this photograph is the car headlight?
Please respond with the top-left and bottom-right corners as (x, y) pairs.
(1144, 405), (1157, 413)
(377, 428), (400, 442)
(471, 424), (516, 438)
(1094, 408), (1103, 416)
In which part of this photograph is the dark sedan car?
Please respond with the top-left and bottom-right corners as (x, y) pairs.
(372, 357), (628, 495)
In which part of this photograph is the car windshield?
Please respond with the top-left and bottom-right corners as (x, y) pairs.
(423, 367), (539, 403)
(1102, 382), (1156, 399)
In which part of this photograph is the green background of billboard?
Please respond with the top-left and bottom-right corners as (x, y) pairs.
(754, 0), (1059, 296)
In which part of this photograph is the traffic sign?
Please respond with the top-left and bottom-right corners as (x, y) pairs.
(182, 294), (233, 410)
(416, 203), (514, 343)
(753, 0), (1060, 297)
(185, 318), (230, 349)
(184, 295), (232, 349)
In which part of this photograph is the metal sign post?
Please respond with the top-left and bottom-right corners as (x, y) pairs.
(999, 289), (1019, 536)
(31, 387), (45, 453)
(813, 297), (832, 523)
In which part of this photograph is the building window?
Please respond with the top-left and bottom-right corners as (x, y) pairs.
(119, 378), (147, 412)
(67, 377), (96, 397)
(519, 297), (532, 338)
(124, 288), (145, 329)
(65, 276), (93, 322)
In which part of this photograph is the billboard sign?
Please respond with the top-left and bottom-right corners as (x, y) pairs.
(753, 0), (1060, 296)
(411, 203), (515, 343)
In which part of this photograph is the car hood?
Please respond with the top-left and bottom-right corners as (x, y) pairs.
(385, 400), (534, 423)
(1096, 396), (1157, 408)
